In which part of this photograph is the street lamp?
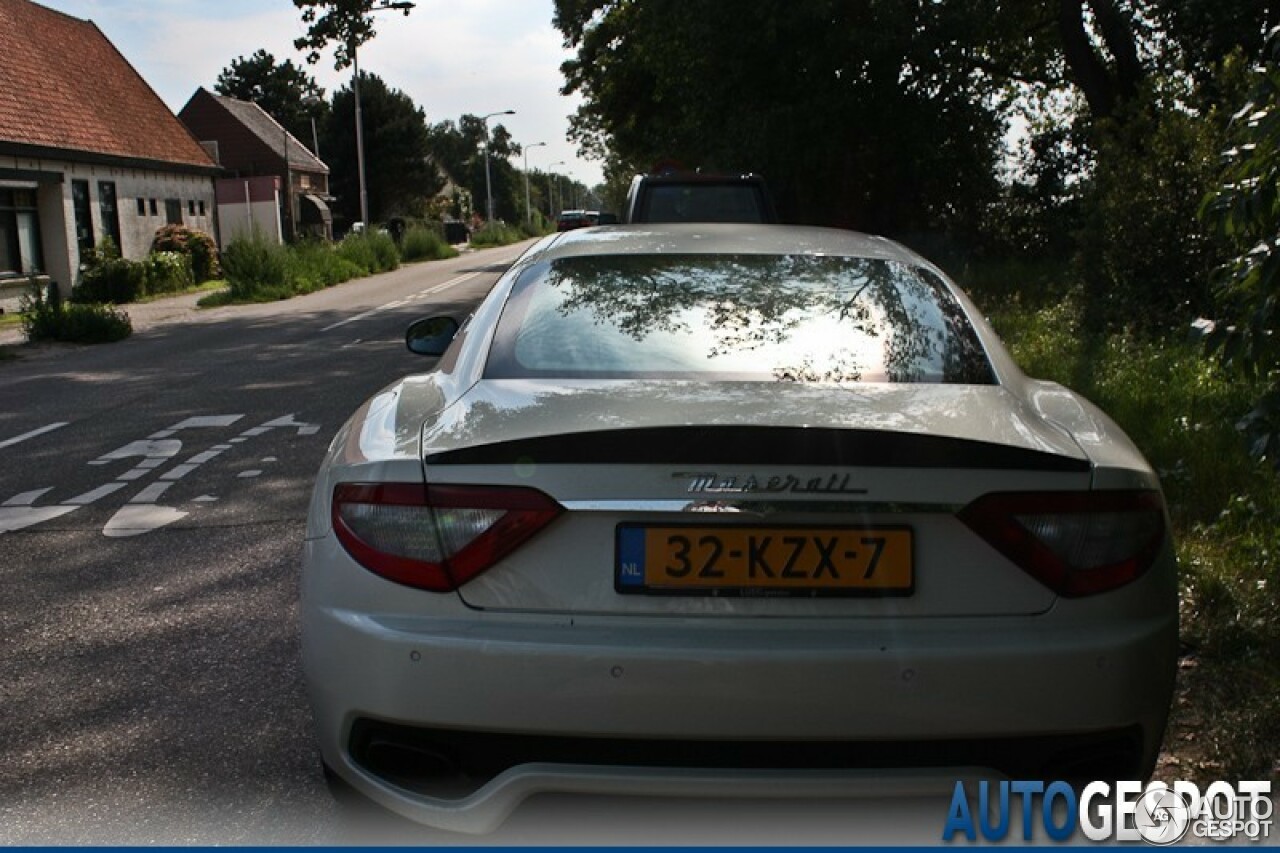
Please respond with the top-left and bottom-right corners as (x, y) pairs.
(353, 1), (414, 229)
(547, 161), (565, 219)
(480, 110), (515, 223)
(523, 142), (545, 227)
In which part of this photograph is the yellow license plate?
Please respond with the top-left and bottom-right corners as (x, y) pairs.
(616, 524), (913, 596)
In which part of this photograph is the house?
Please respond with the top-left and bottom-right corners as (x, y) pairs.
(178, 88), (332, 246)
(0, 0), (220, 304)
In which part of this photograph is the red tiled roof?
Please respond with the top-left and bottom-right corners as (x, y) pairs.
(0, 0), (216, 169)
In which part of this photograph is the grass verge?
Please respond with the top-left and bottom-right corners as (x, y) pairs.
(968, 277), (1280, 782)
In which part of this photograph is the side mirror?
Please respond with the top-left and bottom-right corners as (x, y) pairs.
(405, 316), (459, 357)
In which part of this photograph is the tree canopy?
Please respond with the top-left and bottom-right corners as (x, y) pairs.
(321, 72), (443, 223)
(293, 0), (415, 70)
(215, 50), (327, 146)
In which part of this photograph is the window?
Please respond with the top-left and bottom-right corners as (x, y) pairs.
(71, 179), (94, 256)
(98, 181), (121, 251)
(487, 254), (995, 384)
(164, 198), (182, 225)
(149, 198), (157, 216)
(188, 199), (195, 216)
(198, 200), (206, 216)
(137, 197), (146, 216)
(0, 187), (44, 276)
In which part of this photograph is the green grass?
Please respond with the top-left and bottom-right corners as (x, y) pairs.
(470, 222), (525, 248)
(969, 278), (1280, 781)
(135, 279), (227, 304)
(0, 311), (21, 329)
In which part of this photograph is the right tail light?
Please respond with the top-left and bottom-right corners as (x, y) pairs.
(958, 490), (1167, 597)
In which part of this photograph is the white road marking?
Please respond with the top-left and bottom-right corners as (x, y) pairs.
(1, 411), (323, 537)
(130, 482), (175, 504)
(238, 470), (262, 478)
(0, 422), (69, 450)
(90, 439), (183, 464)
(103, 505), (188, 538)
(149, 415), (243, 438)
(3, 488), (53, 507)
(0, 505), (77, 533)
(62, 482), (128, 506)
(321, 272), (481, 332)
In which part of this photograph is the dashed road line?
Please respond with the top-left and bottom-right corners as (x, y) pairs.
(320, 271), (482, 332)
(0, 422), (69, 450)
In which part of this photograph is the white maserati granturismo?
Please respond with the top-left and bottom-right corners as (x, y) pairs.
(301, 224), (1177, 833)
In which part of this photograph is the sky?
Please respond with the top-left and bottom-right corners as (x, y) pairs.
(35, 0), (603, 187)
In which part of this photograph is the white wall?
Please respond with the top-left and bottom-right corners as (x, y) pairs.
(0, 154), (216, 299)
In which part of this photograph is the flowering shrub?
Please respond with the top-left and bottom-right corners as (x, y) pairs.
(151, 224), (220, 282)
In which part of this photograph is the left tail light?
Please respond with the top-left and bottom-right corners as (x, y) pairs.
(958, 490), (1167, 597)
(332, 483), (563, 591)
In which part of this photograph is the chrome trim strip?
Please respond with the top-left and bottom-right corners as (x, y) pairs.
(558, 500), (964, 515)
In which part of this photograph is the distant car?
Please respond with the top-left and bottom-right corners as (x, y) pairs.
(302, 224), (1177, 833)
(623, 172), (778, 224)
(556, 209), (594, 231)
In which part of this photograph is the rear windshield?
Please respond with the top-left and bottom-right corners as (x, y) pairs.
(639, 184), (768, 223)
(485, 254), (995, 384)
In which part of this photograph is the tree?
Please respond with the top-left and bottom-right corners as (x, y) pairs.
(556, 1), (1005, 239)
(426, 117), (524, 222)
(1201, 30), (1280, 467)
(215, 50), (327, 146)
(293, 0), (414, 70)
(321, 72), (443, 223)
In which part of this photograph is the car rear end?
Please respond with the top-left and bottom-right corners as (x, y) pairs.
(301, 227), (1177, 832)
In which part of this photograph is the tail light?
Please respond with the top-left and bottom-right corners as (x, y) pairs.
(332, 483), (563, 591)
(958, 490), (1166, 597)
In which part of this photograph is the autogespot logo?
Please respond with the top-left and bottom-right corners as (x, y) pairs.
(942, 779), (1273, 844)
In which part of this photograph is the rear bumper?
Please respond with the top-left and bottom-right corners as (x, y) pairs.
(302, 537), (1178, 833)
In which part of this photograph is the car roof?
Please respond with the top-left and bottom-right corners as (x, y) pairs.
(533, 223), (931, 268)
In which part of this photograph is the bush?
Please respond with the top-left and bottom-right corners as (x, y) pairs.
(152, 224), (220, 282)
(400, 225), (459, 262)
(336, 231), (400, 273)
(470, 221), (523, 247)
(73, 255), (146, 304)
(21, 281), (131, 343)
(221, 233), (291, 301)
(143, 251), (194, 296)
(288, 240), (364, 293)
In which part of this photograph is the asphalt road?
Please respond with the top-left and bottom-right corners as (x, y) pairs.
(0, 241), (958, 845)
(0, 243), (532, 844)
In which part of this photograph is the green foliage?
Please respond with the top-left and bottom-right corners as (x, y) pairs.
(142, 251), (195, 296)
(470, 222), (523, 248)
(973, 280), (1280, 781)
(294, 0), (412, 70)
(217, 229), (423, 303)
(21, 281), (131, 344)
(1201, 31), (1280, 469)
(556, 0), (1004, 235)
(337, 230), (399, 273)
(215, 49), (327, 145)
(400, 225), (458, 262)
(288, 240), (364, 292)
(151, 224), (221, 283)
(1074, 95), (1227, 332)
(73, 251), (146, 304)
(222, 233), (292, 301)
(321, 72), (443, 224)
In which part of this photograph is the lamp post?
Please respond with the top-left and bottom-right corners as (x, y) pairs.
(547, 161), (564, 219)
(480, 110), (515, 223)
(523, 142), (545, 227)
(352, 1), (414, 229)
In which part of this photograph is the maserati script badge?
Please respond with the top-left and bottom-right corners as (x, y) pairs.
(675, 471), (868, 496)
